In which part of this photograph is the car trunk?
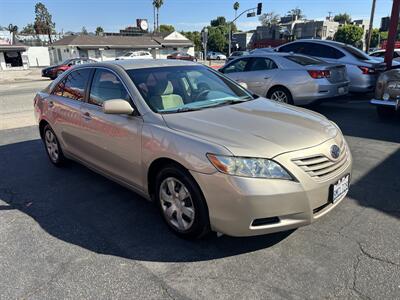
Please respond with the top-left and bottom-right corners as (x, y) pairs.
(304, 64), (348, 83)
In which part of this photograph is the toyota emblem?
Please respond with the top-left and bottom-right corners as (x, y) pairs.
(330, 145), (340, 159)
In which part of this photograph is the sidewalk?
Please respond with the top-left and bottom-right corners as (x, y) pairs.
(0, 68), (48, 84)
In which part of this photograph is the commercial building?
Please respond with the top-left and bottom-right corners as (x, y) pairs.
(0, 31), (29, 70)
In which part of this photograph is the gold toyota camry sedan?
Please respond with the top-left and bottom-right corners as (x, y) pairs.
(34, 59), (352, 239)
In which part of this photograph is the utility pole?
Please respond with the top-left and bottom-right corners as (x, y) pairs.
(366, 0), (377, 53)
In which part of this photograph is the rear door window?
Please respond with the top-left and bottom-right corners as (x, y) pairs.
(278, 42), (305, 53)
(52, 68), (92, 101)
(248, 57), (278, 71)
(284, 55), (324, 66)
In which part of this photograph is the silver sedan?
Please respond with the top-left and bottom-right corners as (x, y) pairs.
(219, 53), (350, 105)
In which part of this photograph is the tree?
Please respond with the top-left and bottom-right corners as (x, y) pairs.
(7, 24), (18, 44)
(334, 24), (363, 46)
(81, 27), (88, 35)
(181, 31), (202, 51)
(95, 26), (104, 36)
(233, 2), (240, 19)
(159, 24), (175, 33)
(153, 0), (164, 32)
(34, 2), (55, 43)
(286, 7), (304, 20)
(20, 23), (36, 35)
(333, 13), (352, 25)
(370, 29), (388, 48)
(259, 12), (280, 26)
(211, 16), (227, 27)
(207, 26), (227, 53)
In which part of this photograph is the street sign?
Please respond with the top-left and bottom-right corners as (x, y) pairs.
(247, 12), (256, 17)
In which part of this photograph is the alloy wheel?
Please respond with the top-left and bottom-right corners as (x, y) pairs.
(159, 177), (195, 231)
(44, 129), (59, 163)
(270, 90), (288, 103)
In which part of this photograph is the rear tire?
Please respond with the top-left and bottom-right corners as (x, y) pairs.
(155, 164), (210, 239)
(267, 87), (293, 104)
(42, 124), (66, 167)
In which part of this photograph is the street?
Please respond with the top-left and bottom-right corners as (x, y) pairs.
(0, 80), (399, 299)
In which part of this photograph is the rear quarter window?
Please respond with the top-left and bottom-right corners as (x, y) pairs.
(284, 55), (324, 66)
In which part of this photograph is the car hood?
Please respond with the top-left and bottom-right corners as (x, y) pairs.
(162, 98), (338, 158)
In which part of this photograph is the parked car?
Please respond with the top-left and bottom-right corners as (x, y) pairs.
(219, 53), (349, 105)
(207, 51), (227, 60)
(369, 49), (400, 61)
(249, 48), (275, 54)
(226, 51), (249, 63)
(34, 60), (352, 239)
(276, 39), (387, 92)
(371, 69), (400, 117)
(116, 51), (153, 60)
(167, 51), (197, 61)
(41, 58), (96, 80)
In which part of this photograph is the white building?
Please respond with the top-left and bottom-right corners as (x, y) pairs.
(49, 31), (194, 64)
(0, 31), (29, 70)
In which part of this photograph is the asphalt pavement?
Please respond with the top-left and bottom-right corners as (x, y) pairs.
(0, 80), (399, 299)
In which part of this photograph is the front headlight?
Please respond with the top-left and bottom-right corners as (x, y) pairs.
(207, 154), (293, 180)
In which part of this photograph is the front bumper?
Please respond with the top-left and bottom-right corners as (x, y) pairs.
(370, 98), (400, 110)
(191, 136), (353, 237)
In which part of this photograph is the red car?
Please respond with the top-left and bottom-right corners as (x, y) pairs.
(41, 58), (96, 80)
(167, 52), (197, 61)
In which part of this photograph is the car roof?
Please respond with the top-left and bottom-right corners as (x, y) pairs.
(103, 59), (198, 70)
(284, 39), (349, 48)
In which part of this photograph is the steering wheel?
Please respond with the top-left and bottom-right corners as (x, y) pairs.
(194, 89), (210, 101)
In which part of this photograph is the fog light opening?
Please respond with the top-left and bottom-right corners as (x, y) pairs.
(251, 217), (280, 227)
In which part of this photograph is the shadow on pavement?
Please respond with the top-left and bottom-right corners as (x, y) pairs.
(348, 148), (400, 218)
(307, 99), (400, 144)
(0, 139), (292, 263)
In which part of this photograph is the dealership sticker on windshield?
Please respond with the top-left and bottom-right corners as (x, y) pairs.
(331, 174), (350, 203)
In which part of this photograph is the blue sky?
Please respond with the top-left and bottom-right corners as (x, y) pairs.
(0, 0), (394, 33)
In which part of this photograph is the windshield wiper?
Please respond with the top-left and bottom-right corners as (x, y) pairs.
(162, 106), (203, 114)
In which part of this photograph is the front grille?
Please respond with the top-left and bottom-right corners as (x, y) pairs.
(292, 139), (349, 181)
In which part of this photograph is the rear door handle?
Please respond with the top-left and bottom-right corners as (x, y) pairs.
(82, 112), (92, 121)
(264, 76), (270, 79)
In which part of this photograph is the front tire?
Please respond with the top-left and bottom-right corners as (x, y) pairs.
(155, 165), (210, 239)
(43, 124), (66, 166)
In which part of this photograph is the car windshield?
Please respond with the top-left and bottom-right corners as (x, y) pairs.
(127, 65), (253, 113)
(123, 52), (135, 57)
(340, 45), (371, 60)
(284, 55), (324, 66)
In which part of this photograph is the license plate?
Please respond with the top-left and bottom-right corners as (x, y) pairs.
(338, 87), (347, 95)
(330, 174), (350, 203)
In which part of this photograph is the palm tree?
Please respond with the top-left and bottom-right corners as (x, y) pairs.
(7, 24), (18, 44)
(153, 0), (164, 32)
(233, 2), (240, 20)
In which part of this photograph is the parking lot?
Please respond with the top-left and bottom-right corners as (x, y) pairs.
(0, 78), (399, 299)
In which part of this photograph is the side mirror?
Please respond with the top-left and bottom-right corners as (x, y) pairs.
(238, 81), (248, 89)
(103, 99), (134, 115)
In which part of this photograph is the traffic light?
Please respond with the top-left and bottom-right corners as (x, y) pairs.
(257, 3), (262, 15)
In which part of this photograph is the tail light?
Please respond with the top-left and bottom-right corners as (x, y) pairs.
(358, 66), (376, 75)
(307, 70), (331, 79)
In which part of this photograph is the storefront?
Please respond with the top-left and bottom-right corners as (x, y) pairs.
(0, 31), (28, 70)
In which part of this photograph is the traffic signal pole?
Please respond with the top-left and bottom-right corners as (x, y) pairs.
(385, 0), (400, 69)
(228, 3), (262, 56)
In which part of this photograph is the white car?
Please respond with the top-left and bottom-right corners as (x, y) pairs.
(369, 49), (400, 61)
(207, 52), (227, 60)
(116, 51), (153, 60)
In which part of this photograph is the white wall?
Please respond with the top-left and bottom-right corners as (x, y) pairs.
(0, 53), (6, 70)
(25, 47), (50, 67)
